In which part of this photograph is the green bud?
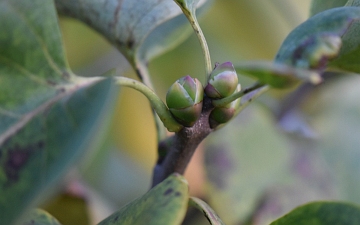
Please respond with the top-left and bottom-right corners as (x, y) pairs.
(205, 62), (239, 99)
(209, 84), (241, 128)
(166, 75), (204, 127)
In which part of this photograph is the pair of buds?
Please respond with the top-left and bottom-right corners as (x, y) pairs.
(166, 62), (240, 128)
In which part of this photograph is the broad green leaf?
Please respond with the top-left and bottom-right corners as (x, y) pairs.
(235, 61), (321, 89)
(204, 104), (290, 225)
(189, 197), (225, 225)
(20, 209), (62, 225)
(98, 174), (189, 225)
(0, 79), (117, 225)
(0, 0), (71, 134)
(54, 0), (209, 84)
(309, 0), (348, 16)
(270, 202), (360, 225)
(0, 0), (119, 224)
(275, 7), (360, 73)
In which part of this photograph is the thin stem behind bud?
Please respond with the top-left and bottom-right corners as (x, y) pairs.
(174, 0), (212, 80)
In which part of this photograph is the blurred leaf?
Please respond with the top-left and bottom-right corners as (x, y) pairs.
(204, 105), (290, 225)
(270, 201), (360, 225)
(138, 1), (211, 63)
(55, 0), (209, 83)
(44, 193), (90, 225)
(276, 7), (360, 73)
(235, 61), (321, 88)
(251, 146), (338, 225)
(346, 0), (360, 6)
(189, 197), (225, 225)
(0, 0), (119, 223)
(98, 174), (189, 225)
(309, 0), (348, 16)
(308, 77), (360, 203)
(20, 209), (61, 225)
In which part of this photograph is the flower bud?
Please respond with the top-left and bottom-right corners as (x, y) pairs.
(166, 75), (204, 127)
(205, 62), (239, 99)
(209, 84), (241, 128)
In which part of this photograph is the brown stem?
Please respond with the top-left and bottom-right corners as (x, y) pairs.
(151, 97), (214, 187)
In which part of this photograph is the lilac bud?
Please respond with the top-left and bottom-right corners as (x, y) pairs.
(205, 62), (239, 99)
(166, 75), (204, 127)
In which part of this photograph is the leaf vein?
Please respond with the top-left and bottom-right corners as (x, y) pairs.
(6, 2), (65, 77)
(0, 55), (54, 87)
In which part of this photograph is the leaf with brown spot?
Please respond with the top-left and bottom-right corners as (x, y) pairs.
(276, 7), (360, 74)
(0, 0), (119, 224)
(98, 174), (189, 225)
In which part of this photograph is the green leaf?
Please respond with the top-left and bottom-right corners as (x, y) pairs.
(275, 7), (360, 73)
(0, 0), (71, 134)
(138, 1), (211, 64)
(0, 0), (119, 224)
(189, 197), (225, 225)
(270, 202), (360, 225)
(309, 0), (348, 16)
(235, 61), (321, 88)
(204, 105), (290, 224)
(20, 209), (62, 225)
(54, 0), (209, 84)
(98, 174), (189, 225)
(0, 79), (117, 225)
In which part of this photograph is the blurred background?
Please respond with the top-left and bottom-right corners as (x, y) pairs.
(43, 1), (360, 224)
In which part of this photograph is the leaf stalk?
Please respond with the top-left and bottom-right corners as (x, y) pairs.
(114, 77), (183, 132)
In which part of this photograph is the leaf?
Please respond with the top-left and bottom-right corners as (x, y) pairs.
(270, 201), (360, 225)
(138, 2), (211, 63)
(98, 174), (189, 225)
(251, 149), (338, 224)
(204, 105), (290, 225)
(275, 7), (360, 73)
(20, 209), (62, 225)
(308, 77), (360, 203)
(235, 61), (322, 88)
(309, 0), (348, 16)
(54, 0), (209, 84)
(189, 197), (225, 225)
(0, 0), (119, 224)
(0, 0), (71, 134)
(346, 0), (360, 6)
(0, 79), (117, 225)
